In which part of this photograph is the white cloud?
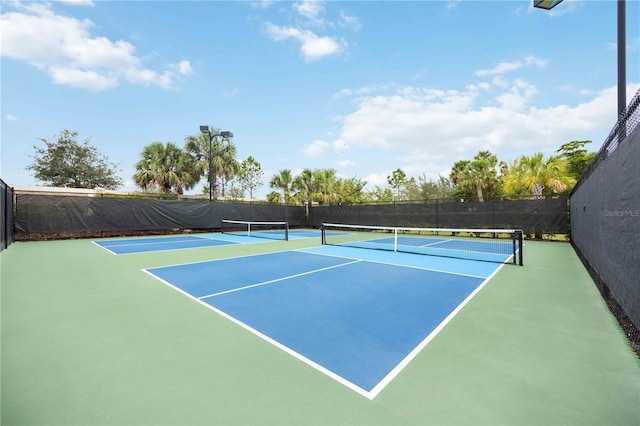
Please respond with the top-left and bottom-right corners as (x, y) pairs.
(329, 65), (632, 189)
(332, 84), (391, 99)
(446, 1), (461, 10)
(475, 55), (548, 77)
(338, 10), (361, 31)
(49, 66), (118, 91)
(0, 3), (191, 91)
(544, 0), (580, 17)
(263, 23), (344, 61)
(303, 140), (330, 158)
(250, 0), (274, 9)
(261, 2), (358, 61)
(333, 88), (353, 99)
(224, 88), (240, 98)
(293, 0), (325, 25)
(5, 114), (18, 121)
(364, 172), (388, 188)
(174, 60), (193, 76)
(334, 159), (356, 168)
(57, 0), (95, 6)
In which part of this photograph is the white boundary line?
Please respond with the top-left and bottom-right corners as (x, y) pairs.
(94, 237), (238, 255)
(143, 249), (505, 400)
(198, 260), (361, 299)
(147, 247), (319, 270)
(296, 248), (488, 280)
(91, 240), (118, 255)
(367, 262), (506, 399)
(98, 235), (204, 248)
(142, 265), (374, 399)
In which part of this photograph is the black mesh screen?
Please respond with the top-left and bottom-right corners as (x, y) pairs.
(1, 179), (14, 251)
(309, 198), (567, 235)
(570, 87), (640, 355)
(15, 194), (305, 236)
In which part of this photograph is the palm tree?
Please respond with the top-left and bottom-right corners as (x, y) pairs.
(133, 141), (197, 194)
(266, 191), (283, 204)
(269, 169), (294, 204)
(313, 168), (339, 205)
(218, 156), (240, 198)
(293, 168), (316, 221)
(503, 152), (575, 199)
(184, 128), (237, 200)
(450, 151), (499, 202)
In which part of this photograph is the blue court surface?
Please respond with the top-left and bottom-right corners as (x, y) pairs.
(144, 246), (502, 399)
(93, 235), (238, 254)
(94, 230), (323, 255)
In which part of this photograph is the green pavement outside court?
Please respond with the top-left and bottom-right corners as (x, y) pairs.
(1, 236), (639, 425)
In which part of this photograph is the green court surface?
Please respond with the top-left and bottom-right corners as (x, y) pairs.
(1, 236), (639, 425)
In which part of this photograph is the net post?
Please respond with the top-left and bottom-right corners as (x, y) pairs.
(517, 230), (524, 266)
(394, 228), (398, 252)
(285, 222), (289, 241)
(321, 224), (326, 245)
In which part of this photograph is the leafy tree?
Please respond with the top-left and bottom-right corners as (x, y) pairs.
(368, 186), (394, 203)
(421, 175), (454, 201)
(387, 168), (407, 200)
(133, 141), (197, 194)
(335, 176), (368, 204)
(403, 177), (420, 201)
(556, 140), (596, 181)
(450, 151), (500, 202)
(503, 152), (575, 199)
(184, 127), (237, 200)
(269, 169), (294, 204)
(27, 130), (122, 189)
(228, 183), (245, 200)
(404, 174), (454, 202)
(237, 156), (264, 199)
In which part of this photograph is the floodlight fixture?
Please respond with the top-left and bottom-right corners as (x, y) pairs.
(198, 125), (234, 202)
(533, 0), (564, 10)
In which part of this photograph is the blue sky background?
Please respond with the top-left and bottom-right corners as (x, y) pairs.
(1, 0), (639, 198)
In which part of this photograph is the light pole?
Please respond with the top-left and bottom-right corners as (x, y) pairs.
(534, 0), (626, 119)
(199, 125), (234, 202)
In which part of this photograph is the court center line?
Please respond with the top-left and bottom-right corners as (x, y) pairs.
(198, 259), (362, 300)
(418, 238), (454, 248)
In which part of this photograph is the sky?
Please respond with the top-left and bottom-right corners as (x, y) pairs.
(1, 0), (639, 199)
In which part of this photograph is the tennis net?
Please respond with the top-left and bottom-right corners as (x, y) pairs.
(221, 220), (289, 241)
(321, 223), (523, 265)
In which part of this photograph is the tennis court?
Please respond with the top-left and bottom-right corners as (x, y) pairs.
(145, 247), (500, 399)
(94, 227), (323, 255)
(1, 229), (639, 424)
